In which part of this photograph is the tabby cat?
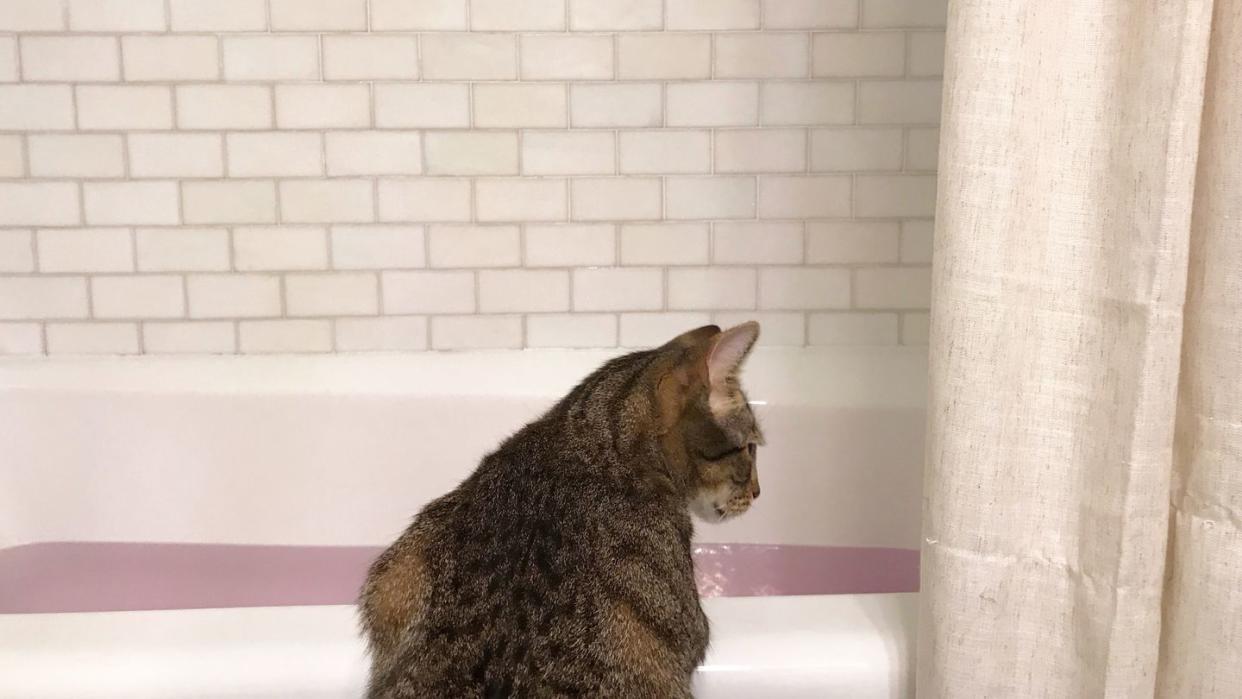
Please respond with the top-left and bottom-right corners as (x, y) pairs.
(360, 322), (764, 698)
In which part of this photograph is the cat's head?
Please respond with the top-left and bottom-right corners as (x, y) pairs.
(655, 322), (764, 523)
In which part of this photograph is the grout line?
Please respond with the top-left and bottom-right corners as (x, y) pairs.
(611, 129), (620, 175)
(412, 28), (423, 83)
(266, 83), (277, 129)
(660, 81), (668, 127)
(20, 133), (31, 178)
(515, 127), (524, 175)
(76, 180), (86, 226)
(903, 29), (912, 77)
(69, 84), (79, 130)
(467, 176), (477, 222)
(707, 220), (716, 264)
(114, 34), (125, 82)
(707, 127), (715, 174)
(214, 34), (224, 81)
(806, 29), (815, 78)
(317, 33), (325, 81)
(325, 222), (335, 268)
(367, 81), (377, 128)
(0, 260), (922, 278)
(798, 220), (808, 264)
(370, 176), (381, 222)
(120, 132), (132, 178)
(375, 265), (385, 314)
(422, 222), (432, 269)
(900, 125), (909, 172)
(127, 226), (137, 271)
(709, 32), (715, 79)
(11, 35), (21, 82)
(515, 33), (524, 80)
(752, 261), (760, 310)
(852, 78), (861, 125)
(86, 273), (95, 319)
(271, 178), (282, 223)
(611, 33), (619, 80)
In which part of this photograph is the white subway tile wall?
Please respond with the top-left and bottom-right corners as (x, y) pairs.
(0, 0), (943, 354)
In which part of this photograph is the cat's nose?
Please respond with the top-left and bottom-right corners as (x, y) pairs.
(749, 483), (760, 500)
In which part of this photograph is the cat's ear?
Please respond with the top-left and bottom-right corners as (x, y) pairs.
(665, 324), (721, 350)
(706, 321), (760, 390)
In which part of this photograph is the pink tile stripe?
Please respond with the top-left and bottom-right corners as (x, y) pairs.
(0, 542), (919, 615)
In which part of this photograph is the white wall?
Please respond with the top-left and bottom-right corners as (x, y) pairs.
(0, 0), (945, 355)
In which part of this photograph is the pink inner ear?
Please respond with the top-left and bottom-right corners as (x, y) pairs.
(707, 322), (760, 386)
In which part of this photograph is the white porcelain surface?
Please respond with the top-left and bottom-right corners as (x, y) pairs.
(0, 594), (917, 699)
(0, 348), (927, 550)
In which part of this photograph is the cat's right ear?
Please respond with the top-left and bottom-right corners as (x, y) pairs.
(664, 324), (721, 350)
(705, 322), (760, 417)
(655, 325), (721, 426)
(705, 321), (760, 390)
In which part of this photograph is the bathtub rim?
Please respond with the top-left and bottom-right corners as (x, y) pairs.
(0, 345), (928, 408)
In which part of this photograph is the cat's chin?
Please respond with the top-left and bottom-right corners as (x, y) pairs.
(689, 493), (750, 523)
(690, 504), (727, 523)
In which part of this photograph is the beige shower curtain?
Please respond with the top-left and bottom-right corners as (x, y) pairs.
(921, 0), (1241, 696)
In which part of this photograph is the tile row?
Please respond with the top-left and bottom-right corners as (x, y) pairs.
(0, 0), (947, 33)
(0, 310), (931, 355)
(0, 31), (946, 83)
(0, 221), (934, 273)
(0, 175), (938, 226)
(0, 265), (933, 322)
(0, 128), (940, 179)
(0, 80), (944, 131)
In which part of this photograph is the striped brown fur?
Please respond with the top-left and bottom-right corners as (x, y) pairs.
(360, 323), (763, 698)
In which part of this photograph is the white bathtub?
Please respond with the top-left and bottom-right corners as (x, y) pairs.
(0, 347), (927, 698)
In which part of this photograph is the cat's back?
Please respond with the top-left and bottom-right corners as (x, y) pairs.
(365, 420), (704, 698)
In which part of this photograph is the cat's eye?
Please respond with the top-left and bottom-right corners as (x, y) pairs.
(747, 443), (757, 459)
(701, 445), (745, 461)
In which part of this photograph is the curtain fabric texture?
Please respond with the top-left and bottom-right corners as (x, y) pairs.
(921, 0), (1241, 696)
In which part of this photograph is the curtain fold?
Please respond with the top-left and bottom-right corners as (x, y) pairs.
(1158, 3), (1242, 695)
(921, 0), (1239, 695)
